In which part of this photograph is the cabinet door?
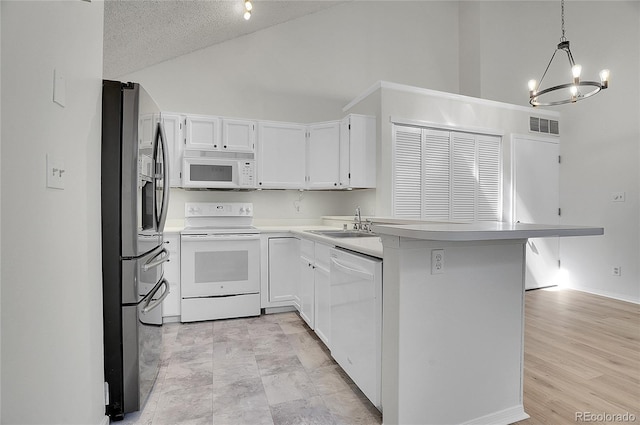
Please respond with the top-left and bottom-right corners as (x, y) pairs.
(268, 237), (300, 305)
(162, 233), (181, 318)
(314, 265), (331, 347)
(222, 118), (256, 153)
(422, 129), (451, 220)
(299, 254), (315, 329)
(314, 243), (331, 346)
(185, 115), (220, 150)
(393, 125), (423, 218)
(307, 121), (340, 189)
(162, 113), (184, 187)
(345, 114), (376, 189)
(257, 122), (306, 189)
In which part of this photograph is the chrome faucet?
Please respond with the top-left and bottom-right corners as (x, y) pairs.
(354, 206), (362, 230)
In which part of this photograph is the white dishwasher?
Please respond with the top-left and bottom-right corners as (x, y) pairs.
(330, 247), (382, 410)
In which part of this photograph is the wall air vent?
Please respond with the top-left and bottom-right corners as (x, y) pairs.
(529, 116), (559, 136)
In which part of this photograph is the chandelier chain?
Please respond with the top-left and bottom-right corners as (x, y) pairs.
(560, 0), (566, 41)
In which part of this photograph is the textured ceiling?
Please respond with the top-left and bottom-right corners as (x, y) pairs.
(103, 0), (345, 78)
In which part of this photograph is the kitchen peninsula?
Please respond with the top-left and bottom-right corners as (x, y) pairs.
(371, 221), (603, 425)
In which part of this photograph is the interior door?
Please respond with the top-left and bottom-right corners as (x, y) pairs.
(512, 136), (560, 289)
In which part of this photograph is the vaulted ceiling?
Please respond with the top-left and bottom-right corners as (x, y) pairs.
(103, 0), (345, 78)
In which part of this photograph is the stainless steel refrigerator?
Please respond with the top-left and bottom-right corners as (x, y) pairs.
(101, 80), (170, 420)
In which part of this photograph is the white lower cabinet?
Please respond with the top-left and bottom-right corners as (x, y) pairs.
(299, 239), (315, 328)
(264, 236), (301, 309)
(298, 238), (332, 345)
(162, 233), (181, 320)
(313, 243), (331, 348)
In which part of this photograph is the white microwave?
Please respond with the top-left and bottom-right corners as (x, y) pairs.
(182, 157), (255, 189)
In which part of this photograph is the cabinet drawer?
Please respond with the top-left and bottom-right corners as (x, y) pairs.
(314, 243), (331, 270)
(300, 238), (315, 259)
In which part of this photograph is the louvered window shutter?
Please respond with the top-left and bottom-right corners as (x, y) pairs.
(477, 135), (502, 221)
(393, 126), (422, 218)
(450, 132), (476, 221)
(423, 129), (450, 220)
(392, 125), (501, 222)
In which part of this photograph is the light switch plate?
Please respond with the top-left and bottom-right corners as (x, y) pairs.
(46, 154), (65, 190)
(611, 192), (626, 202)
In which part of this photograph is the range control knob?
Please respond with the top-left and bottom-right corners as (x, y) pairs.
(239, 207), (246, 214)
(245, 208), (252, 215)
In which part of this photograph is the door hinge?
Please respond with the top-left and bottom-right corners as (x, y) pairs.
(558, 259), (561, 268)
(558, 155), (561, 164)
(558, 208), (561, 216)
(348, 124), (351, 130)
(348, 172), (351, 179)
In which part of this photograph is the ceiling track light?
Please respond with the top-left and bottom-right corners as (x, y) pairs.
(528, 0), (609, 107)
(243, 0), (252, 20)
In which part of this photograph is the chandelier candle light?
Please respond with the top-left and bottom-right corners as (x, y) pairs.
(528, 0), (609, 107)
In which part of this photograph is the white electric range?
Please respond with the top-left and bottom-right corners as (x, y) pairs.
(180, 202), (261, 322)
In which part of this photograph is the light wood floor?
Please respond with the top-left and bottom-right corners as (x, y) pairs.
(516, 288), (640, 425)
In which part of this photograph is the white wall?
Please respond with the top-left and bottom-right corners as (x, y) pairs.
(0, 1), (106, 424)
(168, 188), (376, 225)
(121, 1), (460, 222)
(463, 1), (640, 303)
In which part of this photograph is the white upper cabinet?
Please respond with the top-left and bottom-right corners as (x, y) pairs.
(222, 118), (256, 153)
(161, 113), (184, 187)
(185, 114), (221, 151)
(257, 121), (307, 189)
(307, 121), (341, 189)
(339, 114), (376, 188)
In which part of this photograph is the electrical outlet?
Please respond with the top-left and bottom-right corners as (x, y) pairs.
(612, 266), (622, 276)
(431, 249), (445, 274)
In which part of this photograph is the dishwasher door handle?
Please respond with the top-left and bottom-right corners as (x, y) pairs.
(331, 257), (374, 280)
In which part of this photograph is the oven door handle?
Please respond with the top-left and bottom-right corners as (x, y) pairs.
(181, 234), (261, 242)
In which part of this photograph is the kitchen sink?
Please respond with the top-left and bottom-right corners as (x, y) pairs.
(307, 230), (378, 238)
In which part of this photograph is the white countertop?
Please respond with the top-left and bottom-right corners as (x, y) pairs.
(165, 220), (602, 255)
(258, 225), (384, 258)
(372, 221), (604, 242)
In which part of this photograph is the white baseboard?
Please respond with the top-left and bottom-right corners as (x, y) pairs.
(460, 405), (530, 425)
(564, 286), (640, 305)
(98, 415), (110, 425)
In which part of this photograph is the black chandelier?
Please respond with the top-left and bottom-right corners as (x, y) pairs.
(528, 0), (609, 107)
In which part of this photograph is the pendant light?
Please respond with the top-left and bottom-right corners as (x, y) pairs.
(528, 0), (609, 107)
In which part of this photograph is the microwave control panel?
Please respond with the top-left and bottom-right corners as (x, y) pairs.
(239, 161), (255, 187)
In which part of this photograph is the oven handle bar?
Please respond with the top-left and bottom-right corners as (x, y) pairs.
(181, 234), (261, 242)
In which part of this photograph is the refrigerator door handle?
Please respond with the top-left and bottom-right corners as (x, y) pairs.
(142, 247), (170, 272)
(155, 121), (170, 232)
(141, 278), (169, 314)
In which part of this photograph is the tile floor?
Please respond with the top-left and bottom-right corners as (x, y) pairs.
(120, 311), (382, 425)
